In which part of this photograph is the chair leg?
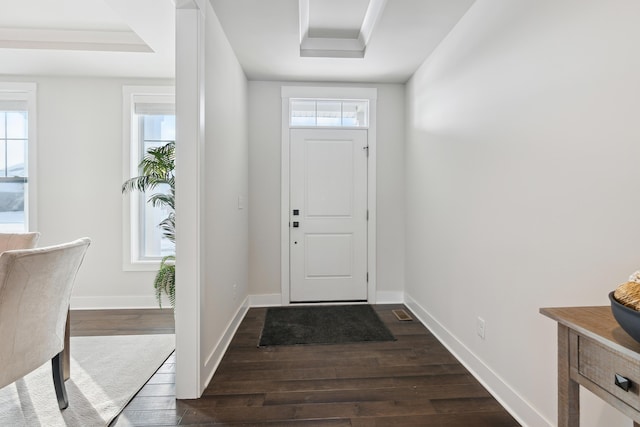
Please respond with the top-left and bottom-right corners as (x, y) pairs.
(51, 352), (68, 410)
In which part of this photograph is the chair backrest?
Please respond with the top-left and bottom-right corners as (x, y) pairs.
(0, 237), (91, 388)
(0, 232), (40, 252)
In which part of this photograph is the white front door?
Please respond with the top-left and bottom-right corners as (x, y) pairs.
(289, 128), (368, 302)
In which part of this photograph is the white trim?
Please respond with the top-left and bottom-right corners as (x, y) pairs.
(202, 297), (250, 389)
(280, 86), (377, 305)
(298, 0), (387, 58)
(121, 85), (175, 272)
(367, 97), (377, 304)
(0, 82), (37, 232)
(359, 0), (388, 46)
(175, 0), (207, 10)
(0, 28), (152, 53)
(403, 292), (551, 427)
(280, 96), (291, 305)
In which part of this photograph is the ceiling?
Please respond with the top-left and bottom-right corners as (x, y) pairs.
(211, 0), (476, 83)
(0, 0), (475, 83)
(0, 0), (175, 79)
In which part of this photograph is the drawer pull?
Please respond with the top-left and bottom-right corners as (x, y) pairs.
(615, 374), (631, 392)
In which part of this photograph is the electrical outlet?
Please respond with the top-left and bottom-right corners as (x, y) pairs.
(476, 317), (486, 339)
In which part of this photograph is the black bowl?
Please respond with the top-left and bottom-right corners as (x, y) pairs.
(610, 291), (640, 343)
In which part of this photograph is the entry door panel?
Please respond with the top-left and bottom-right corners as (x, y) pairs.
(290, 129), (368, 302)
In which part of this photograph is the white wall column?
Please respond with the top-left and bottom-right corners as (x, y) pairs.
(175, 0), (206, 399)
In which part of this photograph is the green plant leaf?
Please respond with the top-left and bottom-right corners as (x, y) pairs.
(154, 255), (176, 308)
(123, 141), (176, 308)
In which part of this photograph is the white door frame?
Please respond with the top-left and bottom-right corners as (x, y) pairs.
(280, 86), (377, 305)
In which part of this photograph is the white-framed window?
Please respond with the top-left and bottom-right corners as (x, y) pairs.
(0, 83), (37, 232)
(290, 99), (369, 128)
(122, 86), (175, 271)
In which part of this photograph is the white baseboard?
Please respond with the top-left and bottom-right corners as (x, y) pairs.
(70, 295), (167, 309)
(249, 293), (282, 307)
(376, 290), (404, 304)
(201, 296), (250, 392)
(248, 292), (404, 306)
(403, 293), (550, 427)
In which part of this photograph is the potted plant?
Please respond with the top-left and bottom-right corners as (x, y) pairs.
(122, 141), (175, 308)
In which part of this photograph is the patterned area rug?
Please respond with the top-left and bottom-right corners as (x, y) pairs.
(0, 334), (175, 427)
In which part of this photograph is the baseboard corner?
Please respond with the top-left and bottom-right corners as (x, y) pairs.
(249, 293), (282, 307)
(375, 290), (404, 304)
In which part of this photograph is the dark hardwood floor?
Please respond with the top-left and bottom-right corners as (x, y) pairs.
(72, 305), (520, 426)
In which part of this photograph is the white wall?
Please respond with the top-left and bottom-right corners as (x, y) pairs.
(0, 75), (173, 309)
(405, 1), (640, 426)
(248, 81), (405, 302)
(200, 0), (249, 386)
(175, 1), (249, 398)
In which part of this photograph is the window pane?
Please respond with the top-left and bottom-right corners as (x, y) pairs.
(342, 101), (368, 127)
(0, 88), (32, 234)
(7, 140), (26, 176)
(141, 184), (174, 259)
(143, 114), (175, 141)
(0, 181), (25, 232)
(316, 101), (341, 126)
(138, 113), (175, 260)
(0, 141), (5, 177)
(161, 115), (175, 141)
(290, 100), (316, 126)
(6, 111), (27, 139)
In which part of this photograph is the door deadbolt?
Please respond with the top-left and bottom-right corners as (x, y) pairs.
(292, 221), (299, 228)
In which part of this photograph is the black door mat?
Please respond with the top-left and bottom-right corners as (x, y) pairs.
(258, 304), (396, 347)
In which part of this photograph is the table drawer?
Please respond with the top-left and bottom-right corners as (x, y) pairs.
(579, 335), (640, 410)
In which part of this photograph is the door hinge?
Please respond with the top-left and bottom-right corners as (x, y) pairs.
(366, 210), (369, 221)
(366, 272), (369, 282)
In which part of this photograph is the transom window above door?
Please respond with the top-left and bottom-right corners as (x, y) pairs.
(290, 99), (369, 128)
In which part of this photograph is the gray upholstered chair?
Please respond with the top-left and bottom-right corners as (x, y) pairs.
(0, 232), (40, 252)
(0, 237), (91, 410)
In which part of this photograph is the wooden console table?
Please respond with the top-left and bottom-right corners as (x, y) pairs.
(541, 306), (640, 427)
